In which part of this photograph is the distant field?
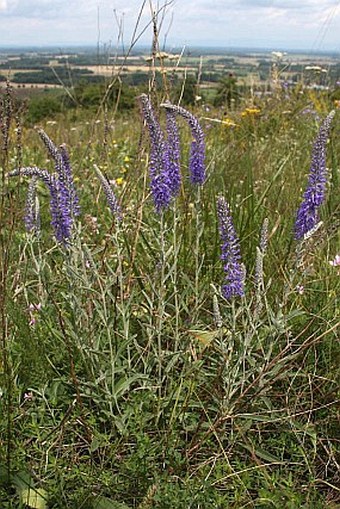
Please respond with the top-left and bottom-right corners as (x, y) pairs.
(0, 47), (339, 106)
(73, 64), (197, 75)
(0, 81), (62, 89)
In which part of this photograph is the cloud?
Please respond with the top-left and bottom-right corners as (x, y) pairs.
(201, 0), (339, 7)
(2, 0), (151, 18)
(0, 0), (339, 49)
(3, 0), (71, 19)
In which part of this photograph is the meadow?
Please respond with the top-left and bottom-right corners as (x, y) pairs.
(0, 59), (339, 509)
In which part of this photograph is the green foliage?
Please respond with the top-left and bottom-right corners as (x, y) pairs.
(0, 78), (339, 508)
(25, 92), (65, 123)
(12, 67), (95, 85)
(214, 73), (240, 107)
(73, 81), (137, 110)
(173, 74), (197, 105)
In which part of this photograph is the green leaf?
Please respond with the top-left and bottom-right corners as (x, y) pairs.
(21, 488), (47, 509)
(12, 470), (33, 491)
(94, 496), (130, 509)
(188, 329), (220, 347)
(241, 443), (281, 463)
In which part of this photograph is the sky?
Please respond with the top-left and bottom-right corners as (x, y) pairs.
(0, 0), (340, 52)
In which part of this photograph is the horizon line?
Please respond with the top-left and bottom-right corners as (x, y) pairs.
(0, 43), (339, 56)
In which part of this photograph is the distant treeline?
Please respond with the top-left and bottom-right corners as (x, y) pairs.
(10, 68), (98, 85)
(13, 73), (200, 124)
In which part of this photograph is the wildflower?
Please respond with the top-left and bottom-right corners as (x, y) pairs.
(241, 107), (261, 117)
(48, 173), (71, 243)
(28, 302), (42, 327)
(222, 118), (237, 128)
(116, 177), (125, 186)
(37, 128), (58, 160)
(259, 217), (269, 253)
(84, 214), (99, 234)
(11, 131), (80, 244)
(217, 196), (245, 300)
(329, 254), (340, 267)
(8, 166), (64, 242)
(44, 143), (81, 242)
(160, 102), (206, 185)
(295, 284), (304, 295)
(139, 94), (172, 212)
(59, 144), (80, 218)
(94, 164), (121, 219)
(303, 220), (323, 241)
(294, 110), (336, 240)
(9, 139), (80, 244)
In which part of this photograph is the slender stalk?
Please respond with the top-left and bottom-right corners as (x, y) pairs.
(172, 204), (180, 350)
(194, 187), (202, 319)
(157, 213), (166, 391)
(114, 221), (132, 372)
(0, 82), (15, 482)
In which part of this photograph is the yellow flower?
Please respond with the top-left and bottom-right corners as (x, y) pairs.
(222, 118), (238, 127)
(334, 100), (340, 109)
(124, 155), (130, 163)
(116, 177), (125, 186)
(241, 107), (261, 117)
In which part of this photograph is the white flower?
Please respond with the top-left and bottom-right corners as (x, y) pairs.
(329, 254), (340, 267)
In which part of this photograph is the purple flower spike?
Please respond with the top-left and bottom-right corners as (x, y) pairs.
(37, 128), (59, 160)
(9, 134), (80, 245)
(161, 102), (206, 185)
(49, 173), (70, 243)
(9, 133), (78, 245)
(94, 165), (121, 220)
(217, 196), (245, 300)
(294, 110), (336, 240)
(139, 94), (172, 212)
(38, 129), (80, 219)
(59, 144), (80, 218)
(7, 166), (68, 243)
(31, 130), (80, 243)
